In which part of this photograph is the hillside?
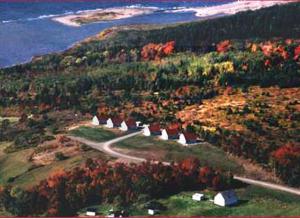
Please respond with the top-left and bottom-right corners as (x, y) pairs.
(0, 2), (300, 216)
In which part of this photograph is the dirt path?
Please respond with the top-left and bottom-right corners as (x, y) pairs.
(69, 132), (300, 196)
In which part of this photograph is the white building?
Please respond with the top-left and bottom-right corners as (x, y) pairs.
(106, 118), (114, 128)
(92, 116), (99, 126)
(86, 208), (97, 216)
(119, 119), (137, 131)
(178, 132), (198, 145)
(192, 193), (204, 201)
(148, 209), (159, 215)
(214, 190), (238, 207)
(106, 117), (122, 128)
(160, 128), (179, 140)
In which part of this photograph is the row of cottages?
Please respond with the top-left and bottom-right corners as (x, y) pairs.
(143, 124), (198, 146)
(92, 115), (138, 131)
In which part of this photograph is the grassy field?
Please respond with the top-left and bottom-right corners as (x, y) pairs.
(78, 185), (300, 217)
(70, 126), (119, 142)
(0, 141), (111, 189)
(114, 135), (243, 173)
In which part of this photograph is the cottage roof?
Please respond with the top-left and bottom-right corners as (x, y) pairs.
(166, 128), (179, 136)
(182, 132), (198, 141)
(112, 116), (123, 126)
(125, 118), (137, 127)
(218, 190), (237, 201)
(149, 123), (161, 132)
(97, 114), (109, 121)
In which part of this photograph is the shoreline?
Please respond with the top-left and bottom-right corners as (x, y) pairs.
(52, 7), (158, 27)
(172, 0), (295, 18)
(52, 1), (295, 27)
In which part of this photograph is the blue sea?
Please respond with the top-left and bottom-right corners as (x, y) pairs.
(0, 1), (232, 68)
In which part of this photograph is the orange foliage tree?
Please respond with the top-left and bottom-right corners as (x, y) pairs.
(141, 41), (175, 61)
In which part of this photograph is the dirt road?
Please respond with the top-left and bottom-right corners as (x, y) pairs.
(69, 132), (300, 196)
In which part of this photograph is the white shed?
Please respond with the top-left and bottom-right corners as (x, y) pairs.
(91, 116), (99, 126)
(148, 209), (159, 215)
(86, 208), (97, 216)
(192, 193), (204, 201)
(214, 190), (238, 207)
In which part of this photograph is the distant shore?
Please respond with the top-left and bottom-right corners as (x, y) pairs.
(173, 0), (295, 18)
(52, 7), (158, 27)
(52, 1), (295, 27)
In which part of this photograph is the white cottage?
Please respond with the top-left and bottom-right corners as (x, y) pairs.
(92, 115), (100, 126)
(106, 117), (122, 128)
(120, 119), (137, 131)
(192, 193), (204, 201)
(214, 190), (238, 207)
(178, 132), (198, 145)
(160, 128), (179, 140)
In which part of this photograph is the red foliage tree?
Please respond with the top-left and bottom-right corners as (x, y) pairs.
(216, 40), (232, 53)
(272, 142), (300, 166)
(294, 45), (300, 60)
(141, 41), (175, 61)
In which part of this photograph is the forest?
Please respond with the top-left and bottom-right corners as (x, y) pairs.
(0, 2), (299, 209)
(0, 158), (234, 216)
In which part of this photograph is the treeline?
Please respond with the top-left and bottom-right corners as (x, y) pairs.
(0, 158), (234, 216)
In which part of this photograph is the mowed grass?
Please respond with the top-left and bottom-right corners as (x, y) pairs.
(154, 186), (300, 216)
(70, 126), (118, 142)
(78, 185), (300, 217)
(13, 150), (110, 189)
(0, 147), (34, 185)
(0, 141), (110, 189)
(114, 135), (243, 173)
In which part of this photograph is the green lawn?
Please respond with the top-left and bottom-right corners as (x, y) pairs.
(114, 135), (243, 173)
(70, 126), (119, 142)
(154, 186), (300, 216)
(0, 147), (34, 185)
(79, 185), (300, 217)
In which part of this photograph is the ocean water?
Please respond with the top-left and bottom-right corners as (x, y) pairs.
(0, 1), (232, 68)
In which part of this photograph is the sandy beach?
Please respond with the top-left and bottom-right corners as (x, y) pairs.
(52, 7), (158, 27)
(172, 0), (295, 18)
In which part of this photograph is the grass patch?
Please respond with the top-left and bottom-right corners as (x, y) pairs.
(156, 186), (300, 216)
(0, 148), (34, 185)
(70, 126), (118, 142)
(0, 141), (111, 189)
(114, 135), (243, 173)
(12, 150), (110, 189)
